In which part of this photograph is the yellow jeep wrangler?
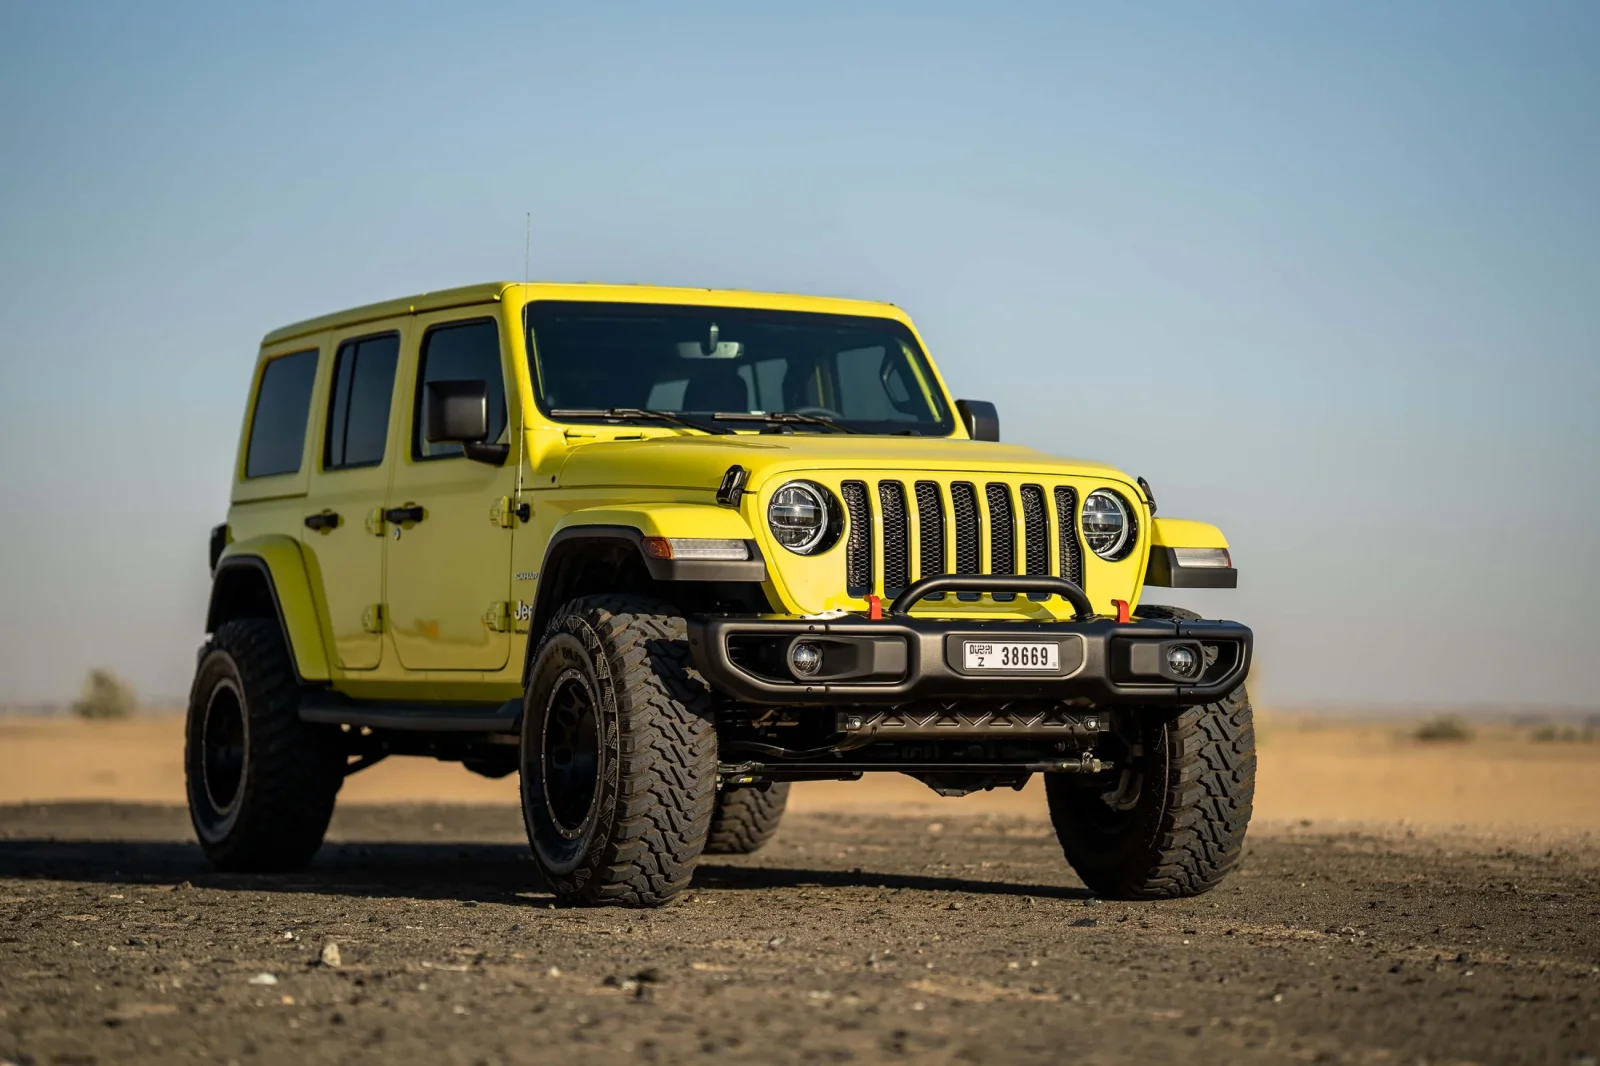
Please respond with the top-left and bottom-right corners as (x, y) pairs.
(191, 281), (1254, 906)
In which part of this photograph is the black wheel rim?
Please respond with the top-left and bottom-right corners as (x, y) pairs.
(201, 681), (246, 814)
(541, 669), (600, 838)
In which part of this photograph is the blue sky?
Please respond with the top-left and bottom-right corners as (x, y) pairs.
(1, 1), (1596, 708)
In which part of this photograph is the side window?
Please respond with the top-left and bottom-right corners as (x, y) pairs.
(244, 349), (319, 478)
(324, 333), (400, 470)
(414, 319), (507, 460)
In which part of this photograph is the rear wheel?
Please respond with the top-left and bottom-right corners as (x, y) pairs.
(520, 596), (718, 907)
(705, 783), (790, 855)
(1046, 605), (1256, 899)
(185, 618), (344, 872)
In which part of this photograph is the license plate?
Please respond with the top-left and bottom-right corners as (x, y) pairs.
(962, 641), (1060, 671)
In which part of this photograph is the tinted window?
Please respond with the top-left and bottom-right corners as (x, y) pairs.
(325, 334), (400, 469)
(244, 349), (318, 478)
(414, 320), (506, 459)
(525, 302), (954, 436)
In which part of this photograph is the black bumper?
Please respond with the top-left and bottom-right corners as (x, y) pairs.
(687, 612), (1252, 707)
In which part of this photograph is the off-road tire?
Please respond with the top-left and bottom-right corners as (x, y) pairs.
(185, 618), (344, 872)
(520, 596), (718, 907)
(704, 783), (790, 855)
(1045, 604), (1255, 899)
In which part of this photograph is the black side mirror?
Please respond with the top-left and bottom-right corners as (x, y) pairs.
(425, 380), (508, 465)
(956, 399), (1000, 442)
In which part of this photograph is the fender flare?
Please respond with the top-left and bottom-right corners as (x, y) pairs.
(207, 537), (331, 683)
(1142, 517), (1238, 590)
(519, 508), (768, 689)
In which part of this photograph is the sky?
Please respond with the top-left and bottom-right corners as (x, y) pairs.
(1, 1), (1596, 709)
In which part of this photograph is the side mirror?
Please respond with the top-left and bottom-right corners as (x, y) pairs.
(424, 380), (508, 465)
(956, 399), (999, 442)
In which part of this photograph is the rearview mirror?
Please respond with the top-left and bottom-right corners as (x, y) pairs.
(956, 399), (999, 442)
(425, 380), (508, 465)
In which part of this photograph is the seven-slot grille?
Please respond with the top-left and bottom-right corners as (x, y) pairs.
(844, 478), (1088, 601)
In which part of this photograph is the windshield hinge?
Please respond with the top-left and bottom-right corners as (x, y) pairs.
(717, 465), (749, 507)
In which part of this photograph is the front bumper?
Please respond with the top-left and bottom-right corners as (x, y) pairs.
(687, 612), (1252, 707)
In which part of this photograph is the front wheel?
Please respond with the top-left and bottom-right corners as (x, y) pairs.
(1046, 686), (1255, 899)
(520, 596), (718, 907)
(1047, 604), (1255, 899)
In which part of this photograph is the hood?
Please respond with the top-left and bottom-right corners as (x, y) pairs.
(550, 432), (1132, 492)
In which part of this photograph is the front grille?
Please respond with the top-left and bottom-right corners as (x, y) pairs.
(1020, 484), (1050, 599)
(1054, 486), (1084, 589)
(951, 482), (981, 575)
(914, 481), (946, 601)
(985, 483), (1016, 601)
(950, 482), (982, 600)
(838, 475), (1089, 605)
(879, 481), (910, 596)
(985, 483), (1016, 575)
(841, 481), (872, 594)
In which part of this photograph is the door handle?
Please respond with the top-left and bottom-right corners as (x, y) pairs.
(384, 505), (425, 525)
(304, 511), (341, 532)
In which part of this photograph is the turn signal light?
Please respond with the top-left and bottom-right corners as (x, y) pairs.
(640, 537), (750, 561)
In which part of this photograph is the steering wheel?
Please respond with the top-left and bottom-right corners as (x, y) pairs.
(793, 405), (845, 420)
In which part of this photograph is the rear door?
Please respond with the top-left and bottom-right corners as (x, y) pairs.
(382, 313), (518, 671)
(300, 326), (403, 670)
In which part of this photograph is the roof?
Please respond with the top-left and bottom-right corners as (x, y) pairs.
(260, 281), (904, 347)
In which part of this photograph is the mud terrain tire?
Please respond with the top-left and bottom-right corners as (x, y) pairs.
(521, 596), (718, 907)
(705, 783), (790, 855)
(185, 618), (344, 872)
(1046, 604), (1255, 899)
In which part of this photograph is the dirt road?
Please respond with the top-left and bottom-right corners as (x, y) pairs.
(2, 802), (1596, 1065)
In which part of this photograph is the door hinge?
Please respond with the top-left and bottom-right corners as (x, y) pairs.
(364, 507), (387, 537)
(361, 604), (385, 633)
(490, 497), (532, 528)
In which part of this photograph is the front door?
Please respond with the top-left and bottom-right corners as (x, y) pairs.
(383, 313), (517, 671)
(301, 327), (402, 671)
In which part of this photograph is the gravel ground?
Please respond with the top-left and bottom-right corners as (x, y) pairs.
(1, 802), (1597, 1066)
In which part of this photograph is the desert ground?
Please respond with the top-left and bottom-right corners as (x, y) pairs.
(2, 712), (1597, 1064)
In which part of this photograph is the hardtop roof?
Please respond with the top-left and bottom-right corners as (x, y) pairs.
(261, 282), (903, 347)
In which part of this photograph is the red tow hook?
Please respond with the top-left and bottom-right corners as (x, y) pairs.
(866, 594), (885, 620)
(1112, 599), (1132, 624)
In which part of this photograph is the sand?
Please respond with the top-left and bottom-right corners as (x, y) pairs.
(4, 712), (1597, 831)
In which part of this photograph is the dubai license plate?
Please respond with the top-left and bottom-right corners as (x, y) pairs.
(962, 641), (1059, 671)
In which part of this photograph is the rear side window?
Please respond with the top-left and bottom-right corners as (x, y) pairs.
(324, 333), (400, 470)
(244, 349), (319, 478)
(414, 320), (506, 460)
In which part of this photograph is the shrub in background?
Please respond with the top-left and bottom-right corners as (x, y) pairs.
(1530, 724), (1596, 743)
(71, 668), (138, 720)
(1414, 716), (1473, 742)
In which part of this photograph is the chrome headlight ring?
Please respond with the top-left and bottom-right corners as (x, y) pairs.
(767, 480), (842, 555)
(1082, 489), (1137, 561)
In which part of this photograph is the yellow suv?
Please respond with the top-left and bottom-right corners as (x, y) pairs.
(191, 281), (1254, 906)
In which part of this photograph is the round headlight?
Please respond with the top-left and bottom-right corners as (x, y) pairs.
(768, 481), (832, 554)
(1082, 490), (1135, 559)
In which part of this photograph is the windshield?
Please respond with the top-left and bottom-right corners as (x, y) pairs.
(525, 302), (956, 435)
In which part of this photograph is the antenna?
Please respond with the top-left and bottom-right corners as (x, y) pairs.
(515, 212), (530, 506)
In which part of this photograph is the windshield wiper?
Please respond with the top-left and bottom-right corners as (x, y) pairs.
(709, 411), (859, 434)
(549, 408), (733, 435)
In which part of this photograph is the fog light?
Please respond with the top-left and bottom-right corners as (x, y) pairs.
(1166, 645), (1199, 677)
(788, 641), (823, 678)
